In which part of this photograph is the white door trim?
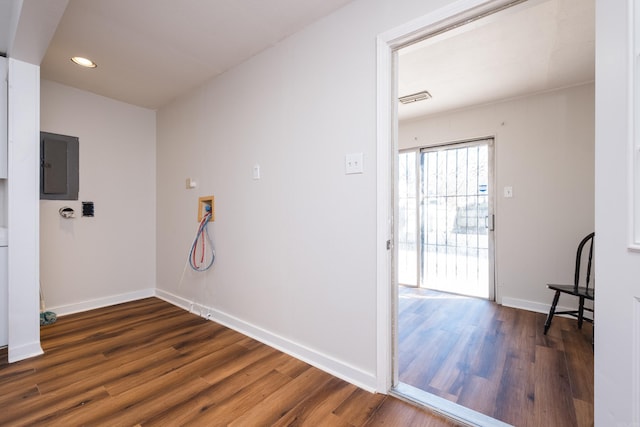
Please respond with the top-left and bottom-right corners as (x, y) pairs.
(375, 0), (528, 396)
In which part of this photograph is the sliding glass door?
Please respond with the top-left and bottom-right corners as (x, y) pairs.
(398, 139), (494, 299)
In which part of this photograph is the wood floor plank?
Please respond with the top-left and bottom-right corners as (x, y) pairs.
(0, 361), (37, 385)
(103, 344), (243, 396)
(37, 346), (179, 395)
(562, 327), (594, 402)
(270, 376), (358, 427)
(274, 353), (312, 378)
(40, 299), (183, 348)
(0, 352), (108, 406)
(533, 345), (578, 427)
(363, 397), (458, 426)
(1, 386), (111, 426)
(83, 376), (214, 426)
(141, 351), (292, 425)
(168, 322), (240, 356)
(470, 318), (506, 382)
(428, 326), (476, 397)
(492, 354), (536, 426)
(41, 310), (204, 365)
(401, 328), (459, 390)
(456, 374), (499, 418)
(573, 397), (594, 427)
(228, 366), (334, 426)
(200, 343), (279, 385)
(3, 294), (589, 426)
(182, 369), (295, 426)
(0, 383), (40, 409)
(332, 387), (387, 426)
(99, 315), (220, 359)
(398, 286), (593, 426)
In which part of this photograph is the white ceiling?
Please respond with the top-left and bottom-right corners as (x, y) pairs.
(398, 0), (594, 120)
(39, 0), (355, 109)
(2, 0), (594, 118)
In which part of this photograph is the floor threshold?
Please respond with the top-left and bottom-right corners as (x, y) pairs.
(391, 382), (513, 427)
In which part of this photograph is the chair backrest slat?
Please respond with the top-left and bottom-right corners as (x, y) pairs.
(574, 232), (595, 292)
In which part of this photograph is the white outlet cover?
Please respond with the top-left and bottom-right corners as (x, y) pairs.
(345, 153), (364, 174)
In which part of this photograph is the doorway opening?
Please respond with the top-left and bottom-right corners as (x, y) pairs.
(376, 0), (595, 425)
(398, 139), (494, 299)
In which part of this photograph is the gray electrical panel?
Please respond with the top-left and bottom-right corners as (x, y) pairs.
(40, 132), (79, 200)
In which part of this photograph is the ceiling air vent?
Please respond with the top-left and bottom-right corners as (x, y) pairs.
(399, 90), (432, 104)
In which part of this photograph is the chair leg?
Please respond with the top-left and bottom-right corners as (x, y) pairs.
(577, 296), (585, 329)
(544, 291), (561, 335)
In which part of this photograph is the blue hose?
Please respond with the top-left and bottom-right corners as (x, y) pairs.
(188, 210), (215, 271)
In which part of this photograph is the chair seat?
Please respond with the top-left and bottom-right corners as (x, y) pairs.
(544, 232), (595, 336)
(547, 284), (594, 300)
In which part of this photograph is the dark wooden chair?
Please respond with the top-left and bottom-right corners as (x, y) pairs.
(543, 232), (595, 335)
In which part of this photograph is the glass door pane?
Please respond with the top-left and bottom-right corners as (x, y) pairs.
(421, 142), (490, 298)
(398, 151), (418, 286)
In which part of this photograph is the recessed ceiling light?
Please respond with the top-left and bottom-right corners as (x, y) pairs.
(399, 90), (432, 104)
(70, 56), (97, 68)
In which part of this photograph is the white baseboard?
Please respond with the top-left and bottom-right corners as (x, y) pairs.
(501, 297), (556, 314)
(8, 341), (43, 363)
(501, 296), (593, 321)
(155, 288), (377, 393)
(48, 288), (156, 317)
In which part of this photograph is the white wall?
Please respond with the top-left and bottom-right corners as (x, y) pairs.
(7, 58), (42, 362)
(0, 56), (7, 226)
(3, 0), (67, 363)
(399, 83), (595, 311)
(0, 57), (8, 227)
(4, 1), (635, 424)
(155, 0), (456, 390)
(594, 0), (640, 425)
(0, 55), (7, 179)
(0, 56), (6, 348)
(39, 80), (157, 314)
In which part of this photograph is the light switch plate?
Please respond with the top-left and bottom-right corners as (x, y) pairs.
(186, 177), (197, 189)
(345, 153), (364, 174)
(504, 186), (513, 198)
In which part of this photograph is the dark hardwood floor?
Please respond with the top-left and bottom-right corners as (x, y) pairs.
(0, 297), (459, 426)
(398, 286), (594, 427)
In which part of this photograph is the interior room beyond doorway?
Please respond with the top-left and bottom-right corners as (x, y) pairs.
(390, 0), (595, 424)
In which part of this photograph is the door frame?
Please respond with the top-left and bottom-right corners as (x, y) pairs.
(374, 0), (522, 402)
